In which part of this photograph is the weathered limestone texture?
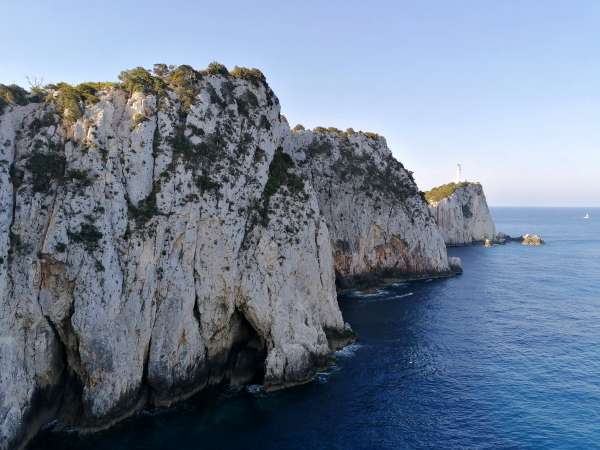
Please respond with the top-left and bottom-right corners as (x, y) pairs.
(288, 128), (451, 288)
(0, 66), (352, 449)
(427, 182), (496, 245)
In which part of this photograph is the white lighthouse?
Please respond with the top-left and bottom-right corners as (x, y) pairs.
(455, 164), (463, 183)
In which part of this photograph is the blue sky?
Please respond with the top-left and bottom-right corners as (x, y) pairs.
(2, 0), (599, 206)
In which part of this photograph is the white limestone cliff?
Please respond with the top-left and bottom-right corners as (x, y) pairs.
(426, 182), (496, 245)
(0, 67), (352, 450)
(287, 128), (452, 287)
(0, 65), (458, 450)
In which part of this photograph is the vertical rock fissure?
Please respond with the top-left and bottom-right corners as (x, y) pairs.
(228, 306), (268, 386)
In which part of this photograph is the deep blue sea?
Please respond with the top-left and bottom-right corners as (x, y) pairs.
(31, 208), (600, 450)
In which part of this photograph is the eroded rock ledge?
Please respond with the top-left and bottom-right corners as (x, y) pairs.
(0, 64), (451, 449)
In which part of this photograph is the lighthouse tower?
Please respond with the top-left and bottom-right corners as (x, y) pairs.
(455, 164), (463, 183)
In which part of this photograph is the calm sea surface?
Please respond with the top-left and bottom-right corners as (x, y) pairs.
(31, 207), (600, 449)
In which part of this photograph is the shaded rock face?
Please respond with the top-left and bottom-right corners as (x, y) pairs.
(428, 182), (496, 245)
(0, 71), (351, 449)
(287, 130), (450, 288)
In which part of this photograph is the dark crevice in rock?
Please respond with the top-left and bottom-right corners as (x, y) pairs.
(147, 308), (267, 408)
(224, 309), (267, 387)
(140, 332), (154, 402)
(42, 315), (85, 430)
(204, 307), (268, 389)
(8, 376), (65, 450)
(7, 313), (67, 450)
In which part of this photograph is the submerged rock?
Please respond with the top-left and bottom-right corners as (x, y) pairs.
(426, 182), (496, 246)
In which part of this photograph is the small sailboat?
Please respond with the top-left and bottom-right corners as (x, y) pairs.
(584, 212), (590, 219)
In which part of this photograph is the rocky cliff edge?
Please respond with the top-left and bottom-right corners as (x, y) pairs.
(426, 181), (496, 245)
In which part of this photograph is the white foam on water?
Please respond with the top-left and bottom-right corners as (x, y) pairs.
(246, 384), (264, 395)
(350, 289), (385, 298)
(315, 372), (331, 384)
(316, 364), (342, 384)
(313, 345), (365, 385)
(353, 291), (414, 303)
(335, 343), (364, 358)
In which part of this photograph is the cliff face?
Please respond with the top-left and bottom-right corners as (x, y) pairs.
(0, 68), (352, 449)
(0, 64), (460, 449)
(288, 129), (451, 287)
(426, 182), (496, 245)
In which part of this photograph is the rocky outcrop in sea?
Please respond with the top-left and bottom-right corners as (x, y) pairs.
(0, 64), (455, 449)
(521, 234), (544, 246)
(426, 182), (496, 245)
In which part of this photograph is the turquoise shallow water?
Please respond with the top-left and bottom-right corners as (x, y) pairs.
(31, 207), (600, 449)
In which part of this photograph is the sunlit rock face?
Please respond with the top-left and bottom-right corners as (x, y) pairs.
(287, 128), (451, 288)
(0, 67), (352, 450)
(0, 64), (461, 449)
(427, 182), (496, 245)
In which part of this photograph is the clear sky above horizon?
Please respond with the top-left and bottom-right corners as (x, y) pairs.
(2, 1), (599, 206)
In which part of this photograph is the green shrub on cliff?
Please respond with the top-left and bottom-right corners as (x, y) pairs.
(51, 82), (116, 123)
(236, 89), (259, 117)
(312, 126), (360, 138)
(195, 174), (221, 193)
(65, 169), (93, 189)
(68, 222), (103, 252)
(0, 84), (29, 112)
(131, 113), (147, 126)
(118, 67), (165, 95)
(259, 147), (305, 224)
(264, 148), (304, 199)
(74, 82), (117, 103)
(203, 62), (229, 76)
(26, 150), (66, 193)
(363, 131), (380, 140)
(166, 65), (201, 111)
(53, 83), (84, 122)
(0, 84), (32, 114)
(424, 182), (469, 203)
(230, 66), (266, 87)
(152, 63), (171, 77)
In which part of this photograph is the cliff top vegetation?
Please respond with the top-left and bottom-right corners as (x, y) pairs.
(424, 182), (472, 203)
(0, 62), (269, 117)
